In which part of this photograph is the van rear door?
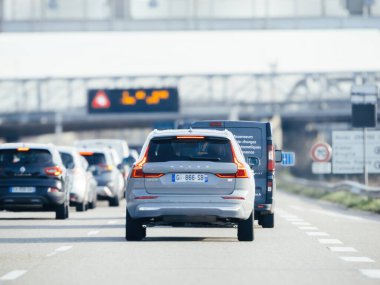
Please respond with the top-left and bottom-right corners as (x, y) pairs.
(192, 121), (268, 204)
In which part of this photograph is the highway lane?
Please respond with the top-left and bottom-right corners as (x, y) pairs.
(0, 191), (380, 285)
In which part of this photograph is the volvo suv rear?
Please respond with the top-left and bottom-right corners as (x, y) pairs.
(0, 143), (69, 219)
(125, 129), (255, 241)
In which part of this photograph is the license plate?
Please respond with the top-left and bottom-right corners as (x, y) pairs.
(10, 187), (36, 193)
(172, 174), (208, 183)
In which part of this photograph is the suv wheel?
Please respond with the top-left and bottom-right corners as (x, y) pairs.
(56, 202), (68, 220)
(260, 213), (274, 228)
(89, 196), (97, 209)
(76, 202), (86, 212)
(109, 195), (120, 207)
(237, 212), (254, 241)
(125, 210), (145, 241)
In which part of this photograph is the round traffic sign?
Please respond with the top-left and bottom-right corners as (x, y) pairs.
(310, 143), (332, 162)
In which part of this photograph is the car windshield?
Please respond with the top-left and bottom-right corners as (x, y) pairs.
(147, 137), (233, 163)
(0, 149), (53, 166)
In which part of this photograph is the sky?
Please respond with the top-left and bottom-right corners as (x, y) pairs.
(0, 29), (379, 79)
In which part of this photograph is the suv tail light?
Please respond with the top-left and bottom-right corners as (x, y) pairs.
(131, 147), (163, 178)
(45, 166), (63, 176)
(268, 144), (275, 171)
(216, 144), (248, 179)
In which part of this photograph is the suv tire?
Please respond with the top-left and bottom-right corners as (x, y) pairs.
(126, 210), (145, 241)
(56, 203), (68, 220)
(237, 212), (254, 241)
(260, 213), (274, 228)
(76, 202), (86, 212)
(109, 196), (120, 207)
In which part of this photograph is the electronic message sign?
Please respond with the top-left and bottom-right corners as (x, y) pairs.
(88, 88), (179, 114)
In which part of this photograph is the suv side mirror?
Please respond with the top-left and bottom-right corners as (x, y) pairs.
(117, 163), (124, 171)
(275, 150), (283, 163)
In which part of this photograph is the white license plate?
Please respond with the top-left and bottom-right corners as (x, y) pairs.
(172, 174), (208, 183)
(10, 187), (36, 193)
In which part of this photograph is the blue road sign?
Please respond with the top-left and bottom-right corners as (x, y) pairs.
(281, 152), (296, 167)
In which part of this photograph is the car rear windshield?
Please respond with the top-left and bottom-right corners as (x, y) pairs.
(81, 153), (106, 166)
(59, 152), (75, 169)
(147, 137), (233, 163)
(0, 149), (53, 166)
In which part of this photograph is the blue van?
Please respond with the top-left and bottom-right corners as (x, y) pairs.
(192, 121), (282, 228)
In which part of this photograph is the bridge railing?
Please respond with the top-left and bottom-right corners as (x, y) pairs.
(1, 71), (376, 114)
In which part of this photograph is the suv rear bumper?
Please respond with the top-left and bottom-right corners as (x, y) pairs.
(131, 202), (251, 220)
(0, 191), (66, 211)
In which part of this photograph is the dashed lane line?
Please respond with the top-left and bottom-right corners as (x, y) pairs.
(328, 247), (357, 252)
(339, 256), (375, 263)
(46, 245), (73, 257)
(359, 269), (380, 279)
(87, 231), (100, 235)
(0, 270), (27, 281)
(298, 226), (319, 230)
(306, 232), (329, 237)
(292, 222), (311, 226)
(318, 239), (343, 244)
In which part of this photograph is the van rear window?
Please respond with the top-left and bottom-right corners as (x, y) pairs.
(147, 137), (233, 163)
(0, 149), (53, 166)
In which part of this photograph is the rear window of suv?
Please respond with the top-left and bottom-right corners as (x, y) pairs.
(81, 153), (107, 166)
(0, 149), (53, 166)
(147, 137), (233, 163)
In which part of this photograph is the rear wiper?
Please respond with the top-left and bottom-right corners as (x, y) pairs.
(189, 156), (221, 162)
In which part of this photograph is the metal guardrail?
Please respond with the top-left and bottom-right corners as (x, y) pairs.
(282, 176), (380, 199)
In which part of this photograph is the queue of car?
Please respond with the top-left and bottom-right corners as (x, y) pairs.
(0, 120), (281, 242)
(0, 139), (137, 219)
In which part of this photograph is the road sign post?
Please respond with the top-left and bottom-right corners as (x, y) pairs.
(351, 84), (379, 186)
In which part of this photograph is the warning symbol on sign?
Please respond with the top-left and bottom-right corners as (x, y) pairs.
(91, 90), (111, 109)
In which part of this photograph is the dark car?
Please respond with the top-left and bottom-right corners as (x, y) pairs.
(0, 143), (69, 219)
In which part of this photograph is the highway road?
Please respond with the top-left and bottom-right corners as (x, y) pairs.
(1, 190), (380, 285)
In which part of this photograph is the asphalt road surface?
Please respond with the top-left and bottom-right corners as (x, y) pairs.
(1, 190), (380, 285)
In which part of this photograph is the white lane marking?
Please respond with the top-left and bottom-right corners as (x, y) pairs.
(87, 231), (99, 235)
(107, 220), (117, 224)
(310, 209), (364, 222)
(55, 246), (73, 252)
(328, 247), (357, 252)
(299, 226), (318, 230)
(292, 222), (311, 226)
(360, 269), (380, 279)
(319, 239), (343, 244)
(339, 256), (375, 263)
(290, 205), (306, 211)
(306, 232), (329, 237)
(286, 218), (304, 222)
(46, 245), (73, 257)
(0, 270), (27, 281)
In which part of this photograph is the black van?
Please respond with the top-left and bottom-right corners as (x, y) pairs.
(192, 121), (282, 228)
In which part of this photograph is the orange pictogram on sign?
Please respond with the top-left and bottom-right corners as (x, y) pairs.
(92, 90), (111, 109)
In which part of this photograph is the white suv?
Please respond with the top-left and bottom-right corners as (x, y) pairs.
(125, 129), (255, 241)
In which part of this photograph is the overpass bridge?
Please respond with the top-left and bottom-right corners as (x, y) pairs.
(0, 71), (379, 141)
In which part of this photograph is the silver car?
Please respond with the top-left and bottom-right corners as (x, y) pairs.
(125, 129), (255, 241)
(58, 147), (98, 211)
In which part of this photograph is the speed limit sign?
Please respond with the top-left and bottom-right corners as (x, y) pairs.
(310, 143), (332, 162)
